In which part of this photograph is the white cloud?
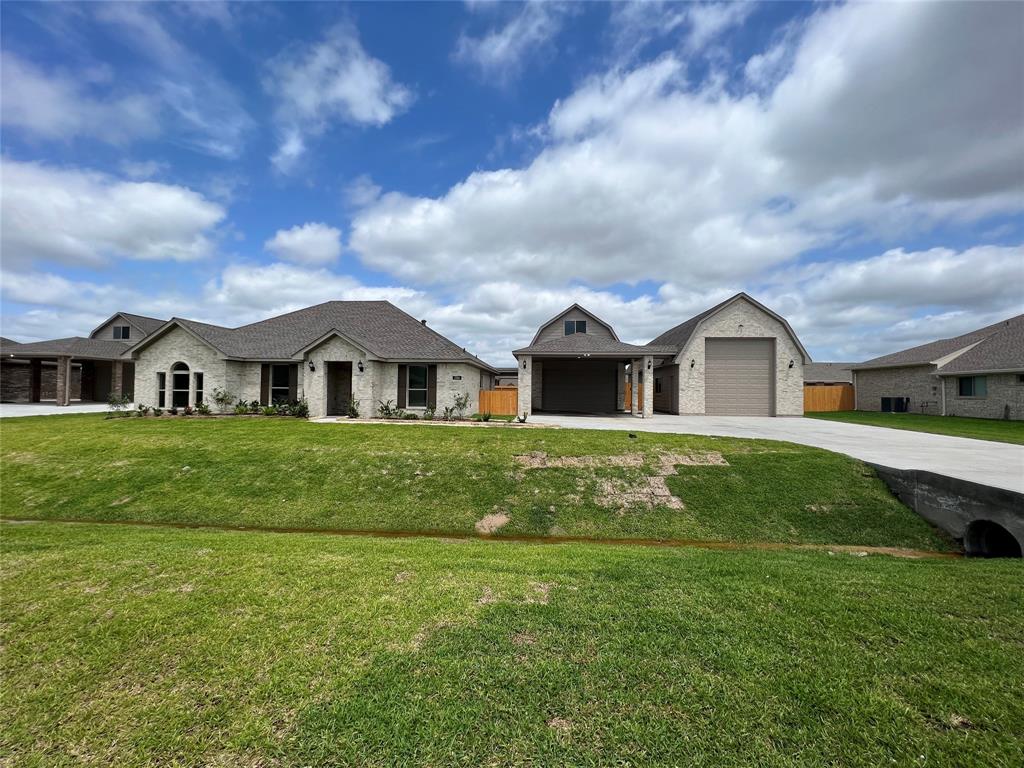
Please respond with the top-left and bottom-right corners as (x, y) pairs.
(265, 24), (413, 173)
(0, 159), (225, 268)
(119, 159), (169, 180)
(455, 1), (569, 83)
(684, 2), (755, 53)
(610, 1), (754, 63)
(344, 174), (383, 208)
(351, 2), (1024, 293)
(264, 223), (343, 266)
(0, 51), (160, 144)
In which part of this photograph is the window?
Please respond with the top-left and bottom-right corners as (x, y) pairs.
(113, 325), (131, 340)
(563, 319), (587, 335)
(407, 364), (428, 407)
(270, 364), (291, 404)
(1017, 374), (1024, 385)
(958, 376), (987, 397)
(654, 377), (663, 394)
(171, 362), (190, 407)
(157, 372), (166, 408)
(194, 372), (204, 404)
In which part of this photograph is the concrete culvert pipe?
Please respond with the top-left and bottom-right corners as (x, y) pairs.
(964, 520), (1023, 558)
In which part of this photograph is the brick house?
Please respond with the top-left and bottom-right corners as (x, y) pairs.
(852, 314), (1024, 420)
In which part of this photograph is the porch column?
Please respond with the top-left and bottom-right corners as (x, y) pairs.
(29, 359), (42, 402)
(55, 356), (72, 406)
(642, 355), (654, 418)
(516, 355), (532, 419)
(630, 359), (639, 416)
(111, 360), (124, 398)
(617, 362), (626, 410)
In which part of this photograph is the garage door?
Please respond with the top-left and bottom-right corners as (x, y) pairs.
(705, 339), (774, 416)
(541, 359), (619, 413)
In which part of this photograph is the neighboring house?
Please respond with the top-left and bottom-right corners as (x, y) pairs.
(0, 313), (164, 404)
(804, 362), (855, 386)
(852, 314), (1024, 420)
(125, 301), (495, 419)
(513, 293), (808, 418)
(493, 368), (519, 388)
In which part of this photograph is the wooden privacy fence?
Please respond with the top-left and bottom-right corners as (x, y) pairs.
(804, 384), (854, 412)
(623, 382), (644, 411)
(479, 388), (518, 416)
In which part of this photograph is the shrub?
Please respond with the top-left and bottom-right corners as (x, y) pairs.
(402, 412), (419, 420)
(262, 405), (278, 416)
(233, 403), (248, 415)
(107, 393), (130, 413)
(481, 411), (492, 422)
(248, 400), (261, 415)
(346, 398), (360, 418)
(168, 406), (178, 416)
(196, 402), (211, 415)
(291, 399), (309, 418)
(422, 407), (435, 421)
(440, 406), (456, 421)
(517, 411), (528, 423)
(377, 399), (397, 419)
(211, 387), (234, 414)
(453, 392), (471, 420)
(152, 407), (163, 416)
(136, 404), (150, 416)
(276, 401), (292, 417)
(183, 405), (194, 416)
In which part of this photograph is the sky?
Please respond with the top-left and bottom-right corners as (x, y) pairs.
(1, 0), (1022, 366)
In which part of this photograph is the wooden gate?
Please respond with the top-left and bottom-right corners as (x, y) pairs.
(479, 389), (518, 416)
(623, 382), (644, 411)
(803, 384), (854, 412)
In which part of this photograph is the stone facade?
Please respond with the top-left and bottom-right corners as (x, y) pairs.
(0, 361), (82, 402)
(853, 365), (942, 414)
(134, 327), (231, 409)
(674, 298), (804, 416)
(517, 356), (533, 418)
(941, 373), (1024, 420)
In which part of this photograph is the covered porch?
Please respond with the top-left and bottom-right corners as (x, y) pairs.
(0, 338), (134, 406)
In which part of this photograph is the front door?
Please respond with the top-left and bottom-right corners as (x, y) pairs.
(326, 361), (353, 416)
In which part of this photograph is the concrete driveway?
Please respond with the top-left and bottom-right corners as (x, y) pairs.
(530, 413), (1024, 493)
(0, 402), (118, 418)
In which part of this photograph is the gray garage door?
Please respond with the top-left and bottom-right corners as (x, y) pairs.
(705, 339), (774, 416)
(541, 359), (619, 413)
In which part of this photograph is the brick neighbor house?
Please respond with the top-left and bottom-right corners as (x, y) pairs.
(852, 314), (1024, 420)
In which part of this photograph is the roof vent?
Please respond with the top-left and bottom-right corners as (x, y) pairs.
(421, 319), (427, 325)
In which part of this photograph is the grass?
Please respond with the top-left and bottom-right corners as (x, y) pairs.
(0, 414), (951, 550)
(807, 410), (1024, 444)
(2, 521), (1022, 767)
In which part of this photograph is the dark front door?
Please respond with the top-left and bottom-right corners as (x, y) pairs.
(326, 361), (353, 416)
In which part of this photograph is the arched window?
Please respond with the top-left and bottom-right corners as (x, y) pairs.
(171, 362), (190, 408)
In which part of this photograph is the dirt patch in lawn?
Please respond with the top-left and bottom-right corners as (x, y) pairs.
(514, 452), (644, 470)
(475, 512), (510, 534)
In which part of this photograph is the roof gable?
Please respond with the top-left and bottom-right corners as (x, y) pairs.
(854, 314), (1023, 370)
(89, 311), (166, 339)
(529, 303), (619, 345)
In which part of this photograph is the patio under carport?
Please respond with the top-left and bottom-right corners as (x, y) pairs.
(512, 335), (676, 419)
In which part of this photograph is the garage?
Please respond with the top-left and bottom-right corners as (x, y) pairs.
(705, 338), (774, 416)
(541, 358), (619, 413)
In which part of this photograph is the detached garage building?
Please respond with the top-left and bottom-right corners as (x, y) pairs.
(513, 293), (808, 418)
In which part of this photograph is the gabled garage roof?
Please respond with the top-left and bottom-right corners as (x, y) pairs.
(529, 304), (620, 345)
(649, 292), (811, 362)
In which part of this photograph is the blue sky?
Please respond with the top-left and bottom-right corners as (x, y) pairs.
(1, 1), (1021, 365)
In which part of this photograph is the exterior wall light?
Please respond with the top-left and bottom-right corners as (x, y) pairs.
(647, 359), (652, 370)
(307, 360), (315, 372)
(522, 358), (528, 369)
(788, 360), (795, 368)
(690, 359), (695, 368)
(357, 361), (365, 373)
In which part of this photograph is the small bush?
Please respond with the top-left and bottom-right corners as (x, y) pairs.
(107, 393), (130, 414)
(481, 412), (492, 422)
(291, 399), (310, 418)
(183, 406), (194, 416)
(248, 400), (261, 415)
(517, 411), (528, 423)
(453, 392), (470, 420)
(136, 404), (150, 416)
(196, 402), (211, 415)
(276, 401), (292, 417)
(234, 403), (248, 415)
(441, 406), (456, 422)
(168, 407), (178, 416)
(152, 407), (163, 416)
(211, 387), (234, 414)
(402, 412), (419, 420)
(377, 399), (397, 419)
(422, 407), (435, 421)
(347, 398), (360, 418)
(262, 405), (278, 416)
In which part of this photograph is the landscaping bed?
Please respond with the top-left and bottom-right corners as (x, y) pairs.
(1, 522), (1021, 767)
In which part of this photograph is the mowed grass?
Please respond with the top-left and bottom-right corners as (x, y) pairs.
(0, 415), (951, 550)
(2, 522), (1022, 767)
(807, 410), (1024, 444)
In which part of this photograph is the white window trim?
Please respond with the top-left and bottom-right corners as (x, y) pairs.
(170, 364), (190, 408)
(407, 364), (428, 408)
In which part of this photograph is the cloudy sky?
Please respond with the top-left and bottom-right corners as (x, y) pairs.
(1, 1), (1022, 365)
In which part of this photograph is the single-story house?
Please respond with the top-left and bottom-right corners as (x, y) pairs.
(852, 314), (1024, 420)
(804, 362), (855, 386)
(493, 368), (519, 388)
(125, 301), (496, 419)
(513, 292), (809, 418)
(0, 313), (164, 404)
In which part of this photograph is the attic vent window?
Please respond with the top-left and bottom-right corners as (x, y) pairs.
(113, 325), (131, 340)
(564, 320), (587, 335)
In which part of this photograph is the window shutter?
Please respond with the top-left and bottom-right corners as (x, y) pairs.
(260, 364), (270, 405)
(427, 365), (437, 409)
(288, 364), (298, 402)
(397, 364), (407, 408)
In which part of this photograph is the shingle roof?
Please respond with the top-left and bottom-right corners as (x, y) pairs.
(514, 334), (675, 356)
(529, 304), (620, 344)
(0, 337), (131, 360)
(648, 292), (811, 362)
(132, 301), (496, 370)
(119, 312), (167, 335)
(804, 362), (855, 383)
(934, 315), (1024, 374)
(0, 337), (20, 347)
(853, 314), (1024, 370)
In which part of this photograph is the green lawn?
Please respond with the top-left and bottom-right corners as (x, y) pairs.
(0, 415), (951, 550)
(807, 410), (1024, 444)
(2, 522), (1021, 767)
